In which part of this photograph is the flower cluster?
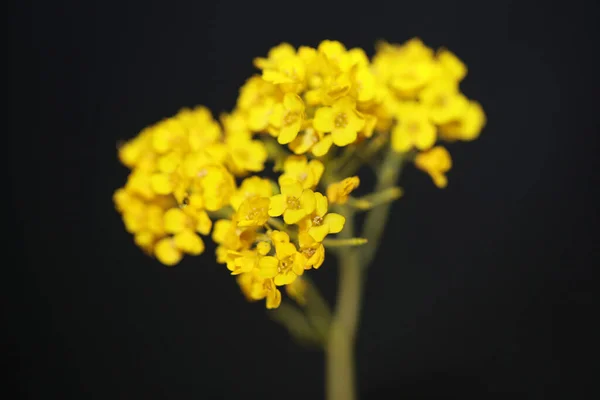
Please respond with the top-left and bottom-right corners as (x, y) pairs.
(113, 38), (485, 308)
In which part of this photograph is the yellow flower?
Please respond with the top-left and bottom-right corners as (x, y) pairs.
(259, 241), (307, 285)
(235, 196), (270, 227)
(439, 100), (486, 142)
(419, 80), (469, 125)
(200, 165), (236, 211)
(391, 102), (436, 152)
(228, 242), (271, 276)
(257, 45), (306, 94)
(326, 176), (360, 205)
(230, 176), (273, 210)
(286, 277), (308, 305)
(313, 96), (365, 146)
(151, 118), (188, 154)
(118, 128), (154, 169)
(247, 96), (277, 132)
(373, 38), (437, 98)
(237, 269), (282, 309)
(278, 155), (324, 190)
(298, 231), (325, 270)
(154, 208), (206, 266)
(268, 230), (291, 246)
(435, 48), (467, 82)
(268, 182), (316, 224)
(414, 146), (452, 188)
(125, 169), (156, 200)
(351, 66), (377, 103)
(236, 75), (279, 112)
(289, 125), (334, 157)
(226, 137), (268, 174)
(301, 192), (345, 242)
(212, 219), (256, 251)
(269, 93), (306, 144)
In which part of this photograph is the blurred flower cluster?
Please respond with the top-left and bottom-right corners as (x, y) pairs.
(113, 38), (485, 309)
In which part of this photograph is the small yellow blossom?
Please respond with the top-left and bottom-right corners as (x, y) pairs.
(235, 197), (270, 227)
(212, 219), (256, 252)
(226, 137), (268, 174)
(278, 155), (324, 190)
(419, 80), (469, 125)
(313, 96), (365, 146)
(237, 268), (282, 309)
(439, 100), (486, 142)
(269, 93), (306, 144)
(230, 176), (273, 211)
(200, 165), (236, 211)
(298, 232), (325, 269)
(268, 182), (316, 224)
(414, 146), (453, 188)
(228, 242), (271, 276)
(259, 241), (307, 285)
(327, 176), (360, 205)
(391, 102), (437, 152)
(300, 192), (345, 242)
(289, 125), (334, 157)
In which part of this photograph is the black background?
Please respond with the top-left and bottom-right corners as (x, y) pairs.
(10, 0), (596, 398)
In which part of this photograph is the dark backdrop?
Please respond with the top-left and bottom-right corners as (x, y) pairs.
(10, 0), (596, 398)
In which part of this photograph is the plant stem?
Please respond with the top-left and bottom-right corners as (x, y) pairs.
(325, 147), (405, 400)
(326, 205), (360, 400)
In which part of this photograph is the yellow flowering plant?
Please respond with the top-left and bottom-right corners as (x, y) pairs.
(113, 38), (485, 400)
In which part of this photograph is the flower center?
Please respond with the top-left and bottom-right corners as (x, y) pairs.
(334, 113), (348, 128)
(302, 247), (316, 258)
(312, 216), (324, 226)
(286, 196), (301, 209)
(278, 255), (295, 272)
(284, 111), (300, 125)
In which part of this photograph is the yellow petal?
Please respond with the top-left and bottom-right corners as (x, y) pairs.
(163, 208), (188, 234)
(278, 121), (302, 144)
(309, 224), (330, 242)
(275, 242), (296, 259)
(283, 92), (304, 112)
(281, 181), (303, 198)
(391, 126), (412, 152)
(314, 192), (328, 217)
(270, 230), (290, 245)
(155, 238), (182, 266)
(332, 127), (357, 147)
(324, 213), (345, 234)
(274, 271), (297, 286)
(283, 208), (307, 224)
(256, 241), (271, 255)
(174, 230), (205, 255)
(292, 253), (306, 276)
(313, 107), (334, 132)
(195, 210), (212, 235)
(151, 173), (173, 195)
(311, 135), (333, 157)
(299, 190), (316, 215)
(414, 122), (437, 150)
(259, 256), (279, 278)
(308, 160), (325, 184)
(268, 194), (286, 217)
(212, 219), (231, 244)
(266, 288), (282, 309)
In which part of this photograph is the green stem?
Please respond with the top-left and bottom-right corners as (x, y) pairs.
(360, 148), (404, 267)
(326, 205), (360, 400)
(326, 146), (405, 400)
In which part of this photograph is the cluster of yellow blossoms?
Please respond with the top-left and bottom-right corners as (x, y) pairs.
(113, 38), (485, 309)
